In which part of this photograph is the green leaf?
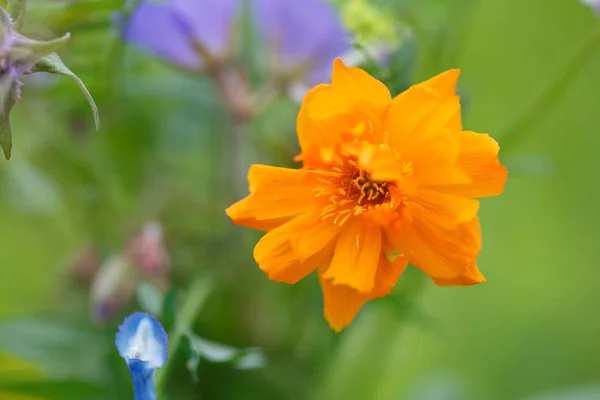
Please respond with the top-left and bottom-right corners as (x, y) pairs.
(32, 53), (100, 130)
(12, 33), (71, 66)
(0, 379), (110, 400)
(184, 331), (266, 382)
(7, 0), (26, 30)
(162, 287), (179, 329)
(136, 282), (164, 316)
(0, 82), (17, 160)
(0, 316), (110, 382)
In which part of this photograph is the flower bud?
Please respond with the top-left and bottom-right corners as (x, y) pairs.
(116, 312), (168, 400)
(90, 255), (137, 322)
(124, 221), (171, 281)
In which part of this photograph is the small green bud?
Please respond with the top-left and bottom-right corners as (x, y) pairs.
(336, 0), (399, 47)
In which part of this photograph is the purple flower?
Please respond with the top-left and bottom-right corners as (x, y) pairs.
(124, 0), (350, 86)
(251, 0), (351, 86)
(124, 0), (239, 70)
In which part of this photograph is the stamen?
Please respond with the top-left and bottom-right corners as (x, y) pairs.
(312, 151), (401, 225)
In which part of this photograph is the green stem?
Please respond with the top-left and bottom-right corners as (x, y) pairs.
(500, 24), (600, 153)
(154, 276), (213, 398)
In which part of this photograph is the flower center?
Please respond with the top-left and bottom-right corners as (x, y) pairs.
(313, 151), (393, 225)
(349, 169), (391, 206)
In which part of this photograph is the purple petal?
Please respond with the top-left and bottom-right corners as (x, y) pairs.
(172, 0), (239, 57)
(251, 0), (350, 84)
(124, 1), (202, 69)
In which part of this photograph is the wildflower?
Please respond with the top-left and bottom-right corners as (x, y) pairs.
(116, 312), (168, 400)
(226, 59), (507, 331)
(252, 0), (350, 87)
(124, 0), (238, 71)
(124, 0), (349, 86)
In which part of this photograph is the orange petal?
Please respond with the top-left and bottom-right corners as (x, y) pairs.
(226, 165), (316, 231)
(403, 188), (480, 229)
(330, 58), (391, 117)
(384, 70), (462, 152)
(292, 217), (341, 260)
(385, 95), (469, 187)
(386, 217), (481, 281)
(320, 255), (408, 331)
(420, 69), (461, 97)
(370, 254), (409, 297)
(296, 59), (391, 163)
(432, 261), (486, 286)
(324, 218), (382, 293)
(296, 85), (344, 155)
(406, 126), (469, 187)
(431, 131), (507, 198)
(357, 142), (405, 182)
(319, 272), (370, 332)
(254, 213), (337, 283)
(305, 59), (391, 121)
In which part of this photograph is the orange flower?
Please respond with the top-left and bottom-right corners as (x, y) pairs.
(226, 58), (507, 331)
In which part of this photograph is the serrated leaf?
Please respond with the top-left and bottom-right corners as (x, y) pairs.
(0, 82), (17, 160)
(0, 6), (12, 44)
(136, 282), (164, 316)
(12, 33), (71, 66)
(32, 53), (99, 130)
(0, 71), (14, 115)
(7, 0), (26, 30)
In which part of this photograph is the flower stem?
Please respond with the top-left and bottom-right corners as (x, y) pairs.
(499, 24), (600, 153)
(154, 276), (212, 399)
(226, 117), (250, 200)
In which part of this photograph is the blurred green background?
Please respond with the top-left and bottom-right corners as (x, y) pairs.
(1, 0), (600, 399)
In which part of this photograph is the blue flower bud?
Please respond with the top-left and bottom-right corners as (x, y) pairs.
(116, 312), (168, 400)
